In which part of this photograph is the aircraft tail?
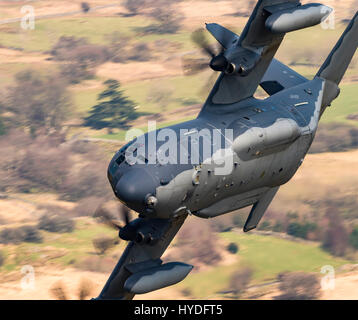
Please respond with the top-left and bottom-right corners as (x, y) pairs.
(316, 12), (358, 85)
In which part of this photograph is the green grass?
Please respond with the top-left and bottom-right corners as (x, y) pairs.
(0, 218), (124, 271)
(0, 16), (147, 52)
(178, 232), (349, 299)
(71, 71), (208, 117)
(0, 11), (357, 139)
(321, 83), (358, 126)
(96, 115), (196, 141)
(123, 73), (209, 113)
(88, 79), (358, 141)
(0, 16), (195, 53)
(277, 23), (350, 67)
(74, 72), (206, 140)
(72, 87), (102, 116)
(0, 62), (58, 86)
(0, 223), (353, 298)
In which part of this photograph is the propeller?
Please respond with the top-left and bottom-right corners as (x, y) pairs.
(191, 28), (217, 58)
(94, 203), (140, 242)
(93, 203), (130, 230)
(182, 28), (229, 76)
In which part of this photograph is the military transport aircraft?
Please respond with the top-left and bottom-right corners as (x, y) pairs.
(95, 0), (358, 299)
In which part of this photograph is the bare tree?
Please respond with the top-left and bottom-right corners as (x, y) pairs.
(50, 279), (94, 300)
(106, 32), (131, 63)
(229, 267), (253, 298)
(5, 70), (71, 136)
(148, 6), (183, 34)
(92, 235), (116, 255)
(51, 36), (110, 83)
(322, 205), (349, 257)
(81, 2), (90, 13)
(124, 0), (148, 16)
(146, 84), (174, 111)
(173, 219), (221, 266)
(276, 272), (321, 300)
(77, 278), (94, 300)
(50, 281), (69, 300)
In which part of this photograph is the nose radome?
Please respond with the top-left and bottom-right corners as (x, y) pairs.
(115, 169), (157, 205)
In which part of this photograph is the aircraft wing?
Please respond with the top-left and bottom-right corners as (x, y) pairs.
(200, 0), (330, 108)
(95, 214), (188, 300)
(259, 58), (308, 95)
(205, 0), (301, 105)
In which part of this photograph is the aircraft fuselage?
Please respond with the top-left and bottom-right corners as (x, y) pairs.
(108, 78), (326, 220)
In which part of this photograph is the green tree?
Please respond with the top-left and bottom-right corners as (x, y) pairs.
(227, 242), (239, 254)
(0, 100), (6, 135)
(0, 251), (4, 267)
(287, 222), (317, 239)
(349, 226), (358, 250)
(258, 220), (271, 231)
(273, 222), (284, 232)
(0, 116), (5, 136)
(84, 80), (138, 133)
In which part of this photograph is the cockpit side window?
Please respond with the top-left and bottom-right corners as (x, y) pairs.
(115, 153), (126, 166)
(117, 142), (149, 166)
(115, 143), (132, 166)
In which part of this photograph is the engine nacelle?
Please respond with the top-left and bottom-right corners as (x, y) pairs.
(265, 3), (333, 34)
(225, 47), (261, 76)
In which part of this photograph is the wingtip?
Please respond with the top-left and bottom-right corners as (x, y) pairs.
(243, 226), (256, 233)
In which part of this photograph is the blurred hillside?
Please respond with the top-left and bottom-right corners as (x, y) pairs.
(0, 0), (358, 300)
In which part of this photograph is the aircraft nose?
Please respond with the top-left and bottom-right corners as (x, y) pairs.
(115, 169), (157, 206)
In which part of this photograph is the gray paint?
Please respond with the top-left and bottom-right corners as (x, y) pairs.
(265, 4), (333, 34)
(96, 214), (187, 299)
(317, 12), (358, 85)
(206, 0), (300, 105)
(124, 262), (193, 294)
(97, 2), (358, 300)
(260, 58), (308, 92)
(244, 186), (280, 231)
(206, 23), (239, 49)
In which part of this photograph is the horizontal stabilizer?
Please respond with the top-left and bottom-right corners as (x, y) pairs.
(260, 80), (284, 95)
(260, 58), (308, 95)
(244, 186), (279, 232)
(205, 23), (239, 49)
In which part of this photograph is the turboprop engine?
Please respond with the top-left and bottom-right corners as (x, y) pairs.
(207, 3), (332, 77)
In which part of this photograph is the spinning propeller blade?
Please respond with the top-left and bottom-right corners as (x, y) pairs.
(93, 203), (131, 231)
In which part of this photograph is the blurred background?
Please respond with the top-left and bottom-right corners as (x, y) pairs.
(0, 0), (358, 300)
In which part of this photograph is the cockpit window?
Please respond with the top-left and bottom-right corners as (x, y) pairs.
(115, 153), (126, 166)
(115, 142), (132, 166)
(116, 142), (148, 166)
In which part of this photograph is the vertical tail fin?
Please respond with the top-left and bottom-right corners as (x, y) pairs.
(316, 12), (358, 85)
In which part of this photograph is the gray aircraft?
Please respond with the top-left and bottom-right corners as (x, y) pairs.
(95, 0), (358, 299)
